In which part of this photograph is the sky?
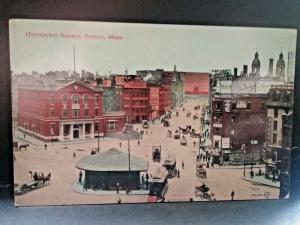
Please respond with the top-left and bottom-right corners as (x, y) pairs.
(9, 19), (297, 76)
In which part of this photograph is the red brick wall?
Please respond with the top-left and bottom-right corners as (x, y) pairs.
(184, 73), (209, 95)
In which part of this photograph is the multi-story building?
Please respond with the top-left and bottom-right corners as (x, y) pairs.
(122, 75), (150, 123)
(148, 84), (171, 120)
(17, 80), (125, 142)
(210, 93), (268, 163)
(264, 84), (294, 160)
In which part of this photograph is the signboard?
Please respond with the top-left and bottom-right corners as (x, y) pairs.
(222, 137), (230, 148)
(213, 123), (222, 128)
(237, 100), (247, 108)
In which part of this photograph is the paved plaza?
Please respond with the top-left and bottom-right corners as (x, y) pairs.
(14, 99), (279, 206)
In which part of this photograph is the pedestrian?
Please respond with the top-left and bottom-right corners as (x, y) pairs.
(138, 140), (140, 146)
(206, 161), (209, 168)
(73, 152), (76, 159)
(44, 143), (47, 150)
(117, 197), (122, 204)
(231, 190), (235, 200)
(211, 162), (214, 168)
(200, 153), (203, 160)
(119, 142), (122, 148)
(78, 171), (82, 184)
(193, 141), (196, 147)
(141, 175), (145, 184)
(182, 160), (184, 169)
(272, 172), (276, 183)
(23, 133), (26, 139)
(116, 182), (120, 194)
(177, 170), (180, 178)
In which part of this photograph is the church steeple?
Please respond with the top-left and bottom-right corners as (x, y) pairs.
(251, 51), (261, 77)
(276, 52), (285, 79)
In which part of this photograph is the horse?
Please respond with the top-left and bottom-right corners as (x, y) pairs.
(19, 144), (29, 151)
(43, 173), (51, 186)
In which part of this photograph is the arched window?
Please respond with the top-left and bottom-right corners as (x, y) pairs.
(83, 95), (89, 105)
(62, 94), (68, 105)
(72, 95), (79, 104)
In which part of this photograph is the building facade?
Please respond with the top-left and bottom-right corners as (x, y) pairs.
(210, 94), (268, 162)
(17, 80), (125, 141)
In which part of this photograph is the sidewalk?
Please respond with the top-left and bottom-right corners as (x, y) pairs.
(242, 175), (280, 188)
(72, 180), (149, 196)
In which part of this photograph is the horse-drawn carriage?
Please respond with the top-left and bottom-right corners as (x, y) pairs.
(180, 136), (187, 145)
(194, 182), (214, 201)
(164, 120), (170, 127)
(196, 163), (207, 178)
(14, 171), (51, 195)
(193, 114), (199, 120)
(142, 120), (150, 129)
(190, 129), (201, 138)
(174, 130), (180, 139)
(194, 105), (201, 110)
(162, 153), (177, 178)
(186, 111), (191, 117)
(152, 146), (161, 162)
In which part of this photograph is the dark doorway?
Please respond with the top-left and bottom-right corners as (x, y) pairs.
(73, 130), (79, 139)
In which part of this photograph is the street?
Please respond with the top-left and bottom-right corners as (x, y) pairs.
(14, 99), (279, 206)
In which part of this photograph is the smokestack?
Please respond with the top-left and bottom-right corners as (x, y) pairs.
(243, 65), (248, 75)
(234, 67), (238, 77)
(268, 58), (274, 76)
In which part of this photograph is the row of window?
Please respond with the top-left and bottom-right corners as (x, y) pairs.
(49, 94), (100, 105)
(50, 108), (100, 118)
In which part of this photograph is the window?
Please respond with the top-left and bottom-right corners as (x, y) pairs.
(84, 109), (89, 117)
(62, 109), (67, 118)
(94, 108), (99, 116)
(49, 109), (55, 117)
(106, 121), (116, 131)
(83, 95), (89, 106)
(273, 133), (277, 144)
(72, 95), (79, 104)
(261, 103), (265, 110)
(231, 103), (237, 111)
(94, 122), (99, 132)
(246, 102), (251, 110)
(273, 121), (278, 131)
(94, 95), (99, 105)
(72, 109), (79, 117)
(216, 101), (222, 111)
(274, 109), (278, 118)
(49, 95), (55, 104)
(62, 94), (67, 105)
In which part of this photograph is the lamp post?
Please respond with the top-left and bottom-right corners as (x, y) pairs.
(242, 144), (246, 177)
(97, 125), (100, 152)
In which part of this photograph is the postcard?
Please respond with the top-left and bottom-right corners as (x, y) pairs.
(10, 19), (296, 206)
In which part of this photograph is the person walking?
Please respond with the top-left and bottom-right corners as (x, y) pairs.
(73, 152), (76, 159)
(137, 140), (140, 146)
(231, 190), (235, 200)
(119, 142), (122, 148)
(182, 160), (184, 169)
(193, 141), (196, 147)
(78, 171), (82, 184)
(116, 182), (120, 194)
(44, 143), (47, 150)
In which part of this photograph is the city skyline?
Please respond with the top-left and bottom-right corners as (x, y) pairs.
(9, 19), (297, 76)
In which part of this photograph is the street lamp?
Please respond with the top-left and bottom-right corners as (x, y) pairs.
(242, 144), (246, 177)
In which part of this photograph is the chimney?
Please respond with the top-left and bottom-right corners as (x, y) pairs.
(243, 65), (248, 75)
(234, 67), (238, 77)
(268, 58), (274, 76)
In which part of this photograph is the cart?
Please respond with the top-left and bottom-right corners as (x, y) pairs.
(194, 182), (214, 200)
(162, 153), (177, 178)
(174, 130), (180, 139)
(142, 120), (150, 129)
(14, 180), (43, 195)
(180, 136), (187, 145)
(164, 120), (170, 127)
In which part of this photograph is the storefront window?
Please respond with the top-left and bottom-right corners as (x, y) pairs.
(106, 121), (116, 131)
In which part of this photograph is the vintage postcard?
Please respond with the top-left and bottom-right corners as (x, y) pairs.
(10, 19), (296, 206)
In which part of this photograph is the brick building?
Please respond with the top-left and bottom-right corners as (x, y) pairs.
(148, 84), (171, 120)
(184, 72), (210, 95)
(210, 93), (268, 163)
(122, 75), (150, 123)
(17, 80), (125, 141)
